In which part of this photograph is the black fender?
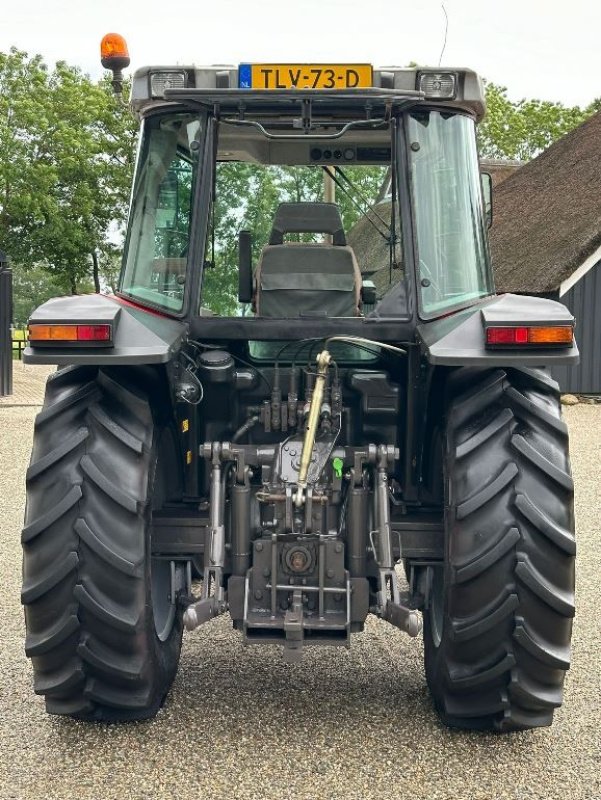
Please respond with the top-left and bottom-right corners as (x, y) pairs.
(23, 294), (187, 366)
(417, 293), (578, 367)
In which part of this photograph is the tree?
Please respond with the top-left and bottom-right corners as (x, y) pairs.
(478, 82), (600, 161)
(11, 265), (91, 326)
(0, 49), (137, 294)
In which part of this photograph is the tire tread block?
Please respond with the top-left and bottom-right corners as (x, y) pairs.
(74, 583), (140, 633)
(35, 383), (100, 426)
(25, 612), (80, 657)
(516, 553), (575, 617)
(45, 696), (94, 717)
(510, 669), (563, 709)
(97, 370), (153, 431)
(448, 652), (516, 689)
(505, 386), (568, 437)
(453, 526), (520, 583)
(448, 370), (506, 431)
(80, 454), (139, 514)
(456, 462), (518, 520)
(444, 689), (509, 719)
(511, 433), (574, 492)
(84, 678), (152, 710)
(508, 367), (560, 393)
(77, 635), (144, 682)
(26, 427), (89, 482)
(22, 485), (82, 543)
(88, 404), (144, 454)
(496, 706), (554, 731)
(514, 493), (576, 555)
(46, 365), (97, 390)
(451, 592), (519, 642)
(33, 660), (85, 696)
(21, 551), (79, 604)
(455, 408), (514, 460)
(75, 517), (142, 577)
(513, 617), (571, 670)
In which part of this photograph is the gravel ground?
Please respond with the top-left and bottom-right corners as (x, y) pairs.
(0, 364), (54, 407)
(0, 403), (599, 800)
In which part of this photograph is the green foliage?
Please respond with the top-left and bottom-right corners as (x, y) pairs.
(0, 48), (137, 298)
(11, 265), (93, 326)
(478, 82), (600, 161)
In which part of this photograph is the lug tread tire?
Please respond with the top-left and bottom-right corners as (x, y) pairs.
(21, 551), (79, 604)
(450, 591), (519, 642)
(25, 612), (80, 657)
(424, 367), (575, 732)
(22, 486), (83, 543)
(453, 526), (520, 583)
(75, 518), (143, 577)
(22, 366), (183, 721)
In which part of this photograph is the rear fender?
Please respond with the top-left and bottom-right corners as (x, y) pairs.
(417, 293), (578, 367)
(23, 295), (187, 366)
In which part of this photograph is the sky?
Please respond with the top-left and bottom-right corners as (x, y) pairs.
(2, 0), (601, 107)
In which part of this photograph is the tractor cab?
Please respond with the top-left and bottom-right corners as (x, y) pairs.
(119, 61), (492, 327)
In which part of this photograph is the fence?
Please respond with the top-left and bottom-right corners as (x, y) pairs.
(0, 251), (13, 397)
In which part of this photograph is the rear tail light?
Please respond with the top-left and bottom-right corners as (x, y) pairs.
(28, 324), (112, 343)
(486, 326), (573, 347)
(76, 325), (112, 341)
(487, 326), (528, 345)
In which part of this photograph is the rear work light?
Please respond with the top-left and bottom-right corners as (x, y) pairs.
(486, 326), (573, 346)
(150, 71), (187, 96)
(28, 324), (112, 343)
(417, 71), (457, 99)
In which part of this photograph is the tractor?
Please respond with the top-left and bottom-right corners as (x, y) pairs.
(20, 34), (577, 730)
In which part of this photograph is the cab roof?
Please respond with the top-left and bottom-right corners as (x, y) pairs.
(130, 65), (486, 121)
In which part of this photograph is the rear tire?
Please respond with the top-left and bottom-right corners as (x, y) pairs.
(22, 365), (184, 721)
(423, 367), (576, 731)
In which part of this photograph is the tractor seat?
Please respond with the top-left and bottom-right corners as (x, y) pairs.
(255, 202), (362, 318)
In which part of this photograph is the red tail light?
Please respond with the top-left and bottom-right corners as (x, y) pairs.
(487, 327), (528, 345)
(76, 325), (112, 341)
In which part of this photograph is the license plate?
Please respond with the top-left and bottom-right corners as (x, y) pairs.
(238, 63), (373, 90)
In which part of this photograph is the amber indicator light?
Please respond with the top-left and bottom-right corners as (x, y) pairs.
(528, 326), (574, 344)
(486, 326), (573, 346)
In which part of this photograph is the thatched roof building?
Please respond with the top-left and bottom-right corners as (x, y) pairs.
(490, 110), (601, 392)
(490, 111), (601, 297)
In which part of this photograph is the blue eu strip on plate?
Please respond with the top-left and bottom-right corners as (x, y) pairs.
(238, 64), (252, 89)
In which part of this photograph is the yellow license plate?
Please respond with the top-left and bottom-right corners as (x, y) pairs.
(239, 63), (373, 90)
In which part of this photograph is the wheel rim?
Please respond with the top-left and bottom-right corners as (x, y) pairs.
(151, 558), (176, 641)
(430, 566), (445, 647)
(150, 431), (179, 642)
